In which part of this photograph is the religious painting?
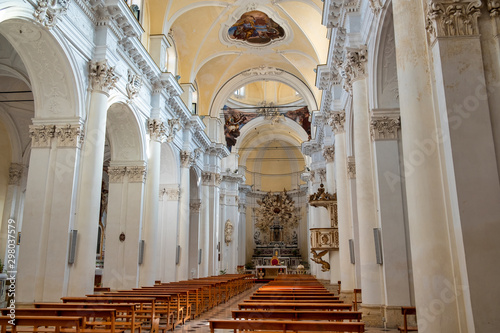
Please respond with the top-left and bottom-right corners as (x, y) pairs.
(228, 10), (285, 44)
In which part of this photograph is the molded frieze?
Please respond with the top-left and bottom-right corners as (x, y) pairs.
(190, 200), (202, 212)
(108, 166), (127, 183)
(126, 166), (146, 183)
(426, 0), (482, 43)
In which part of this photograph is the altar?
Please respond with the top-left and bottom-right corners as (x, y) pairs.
(256, 265), (287, 279)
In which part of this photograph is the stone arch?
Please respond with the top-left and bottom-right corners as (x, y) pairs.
(369, 2), (399, 110)
(106, 101), (146, 163)
(0, 14), (83, 119)
(210, 68), (318, 117)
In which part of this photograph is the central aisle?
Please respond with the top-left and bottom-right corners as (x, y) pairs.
(172, 281), (399, 333)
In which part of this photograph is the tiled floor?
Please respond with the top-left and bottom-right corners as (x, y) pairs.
(173, 283), (399, 333)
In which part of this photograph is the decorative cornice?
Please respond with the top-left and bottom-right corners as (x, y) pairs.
(34, 0), (70, 29)
(29, 125), (56, 148)
(55, 124), (84, 148)
(347, 157), (356, 179)
(108, 166), (127, 183)
(426, 0), (482, 43)
(327, 111), (346, 134)
(370, 116), (401, 141)
(342, 47), (368, 93)
(89, 60), (119, 94)
(9, 163), (24, 185)
(126, 69), (142, 100)
(323, 145), (335, 163)
(126, 166), (147, 183)
(180, 150), (193, 168)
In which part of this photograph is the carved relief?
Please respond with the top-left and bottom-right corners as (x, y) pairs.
(317, 169), (327, 183)
(89, 60), (119, 94)
(323, 145), (335, 163)
(34, 0), (70, 28)
(369, 0), (383, 14)
(328, 111), (346, 134)
(224, 219), (234, 245)
(166, 119), (181, 143)
(29, 125), (56, 148)
(9, 163), (24, 185)
(426, 0), (482, 42)
(126, 166), (147, 183)
(161, 187), (180, 201)
(126, 69), (142, 100)
(370, 116), (401, 141)
(342, 47), (368, 93)
(108, 166), (127, 183)
(55, 124), (84, 148)
(310, 249), (330, 272)
(242, 66), (284, 77)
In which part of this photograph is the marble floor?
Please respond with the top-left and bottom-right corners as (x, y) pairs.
(173, 283), (399, 333)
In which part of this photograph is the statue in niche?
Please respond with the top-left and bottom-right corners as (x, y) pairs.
(292, 230), (298, 245)
(224, 219), (234, 245)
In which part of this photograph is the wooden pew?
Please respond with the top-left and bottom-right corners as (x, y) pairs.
(0, 308), (117, 333)
(33, 303), (140, 333)
(209, 319), (365, 333)
(249, 295), (340, 301)
(238, 302), (353, 311)
(231, 310), (362, 322)
(398, 306), (418, 333)
(243, 299), (343, 303)
(0, 316), (84, 333)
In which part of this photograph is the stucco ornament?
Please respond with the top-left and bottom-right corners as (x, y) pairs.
(224, 219), (234, 245)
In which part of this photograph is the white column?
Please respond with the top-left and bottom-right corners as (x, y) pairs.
(427, 2), (500, 331)
(330, 112), (356, 293)
(103, 165), (145, 289)
(208, 173), (221, 276)
(345, 48), (383, 315)
(176, 150), (191, 281)
(392, 1), (462, 331)
(221, 174), (242, 274)
(323, 145), (340, 284)
(347, 157), (361, 288)
(370, 111), (412, 325)
(0, 164), (23, 265)
(67, 61), (118, 296)
(137, 120), (164, 286)
(189, 199), (201, 279)
(159, 185), (180, 282)
(199, 176), (210, 277)
(238, 185), (251, 267)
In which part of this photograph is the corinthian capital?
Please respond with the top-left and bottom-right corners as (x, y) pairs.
(327, 111), (346, 134)
(148, 119), (167, 142)
(34, 0), (70, 29)
(370, 116), (401, 141)
(426, 0), (482, 42)
(29, 125), (56, 148)
(488, 0), (500, 16)
(55, 124), (84, 148)
(323, 145), (335, 163)
(89, 60), (119, 94)
(180, 150), (193, 168)
(342, 47), (368, 93)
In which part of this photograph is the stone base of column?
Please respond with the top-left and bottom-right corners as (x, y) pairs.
(359, 304), (384, 327)
(383, 305), (415, 329)
(339, 289), (354, 305)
